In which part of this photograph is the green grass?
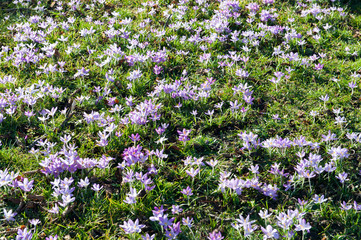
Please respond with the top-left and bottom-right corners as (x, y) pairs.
(0, 0), (361, 239)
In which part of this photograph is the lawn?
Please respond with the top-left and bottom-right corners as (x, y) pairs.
(0, 0), (361, 239)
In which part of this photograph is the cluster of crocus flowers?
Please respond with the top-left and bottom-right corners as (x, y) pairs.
(0, 0), (356, 239)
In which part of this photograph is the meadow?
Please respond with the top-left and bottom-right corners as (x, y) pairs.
(0, 0), (361, 239)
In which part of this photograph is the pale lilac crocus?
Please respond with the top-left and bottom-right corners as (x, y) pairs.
(336, 172), (349, 184)
(181, 186), (193, 196)
(91, 183), (103, 192)
(18, 178), (34, 192)
(295, 219), (311, 232)
(3, 209), (17, 221)
(208, 230), (224, 240)
(261, 225), (279, 239)
(119, 219), (145, 234)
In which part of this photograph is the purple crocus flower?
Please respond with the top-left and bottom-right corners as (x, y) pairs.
(18, 178), (34, 192)
(165, 222), (182, 239)
(119, 219), (145, 234)
(45, 235), (58, 240)
(336, 172), (349, 184)
(3, 209), (17, 221)
(314, 63), (324, 71)
(15, 227), (33, 240)
(261, 225), (279, 239)
(295, 219), (312, 232)
(181, 186), (193, 196)
(177, 129), (191, 142)
(208, 230), (224, 240)
(91, 183), (103, 192)
(153, 65), (163, 75)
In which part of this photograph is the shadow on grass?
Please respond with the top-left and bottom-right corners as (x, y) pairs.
(341, 0), (361, 14)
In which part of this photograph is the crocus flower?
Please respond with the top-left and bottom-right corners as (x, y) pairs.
(261, 225), (279, 239)
(119, 219), (145, 234)
(181, 186), (193, 196)
(18, 178), (34, 192)
(295, 219), (312, 232)
(208, 230), (224, 240)
(3, 209), (17, 221)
